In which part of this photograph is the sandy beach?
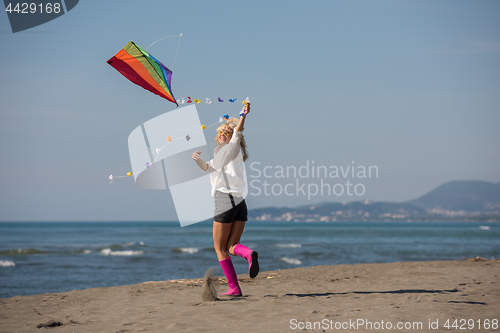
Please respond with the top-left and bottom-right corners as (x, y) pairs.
(1, 260), (498, 332)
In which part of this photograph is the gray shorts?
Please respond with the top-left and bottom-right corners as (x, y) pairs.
(214, 191), (248, 223)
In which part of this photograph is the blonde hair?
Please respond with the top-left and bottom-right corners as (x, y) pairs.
(215, 117), (249, 162)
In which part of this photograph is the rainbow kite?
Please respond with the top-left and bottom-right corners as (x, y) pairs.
(107, 41), (178, 106)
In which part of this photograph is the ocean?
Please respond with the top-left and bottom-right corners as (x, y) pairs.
(0, 221), (498, 299)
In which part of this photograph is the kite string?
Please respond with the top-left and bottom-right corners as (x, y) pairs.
(172, 33), (182, 68)
(109, 97), (249, 183)
(145, 33), (183, 68)
(109, 116), (223, 183)
(145, 33), (181, 50)
(151, 118), (220, 164)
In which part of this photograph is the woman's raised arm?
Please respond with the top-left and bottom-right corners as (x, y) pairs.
(235, 103), (250, 133)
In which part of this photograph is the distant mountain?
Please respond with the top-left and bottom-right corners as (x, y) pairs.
(248, 180), (500, 222)
(407, 180), (500, 211)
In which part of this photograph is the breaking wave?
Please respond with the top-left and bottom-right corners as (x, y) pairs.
(280, 257), (302, 265)
(172, 247), (199, 254)
(100, 248), (144, 256)
(0, 260), (16, 267)
(276, 243), (302, 248)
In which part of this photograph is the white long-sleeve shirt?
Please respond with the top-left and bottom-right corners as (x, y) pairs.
(205, 129), (247, 198)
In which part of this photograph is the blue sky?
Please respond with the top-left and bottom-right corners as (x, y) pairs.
(1, 0), (499, 221)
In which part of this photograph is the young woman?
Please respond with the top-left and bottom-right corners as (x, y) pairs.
(191, 103), (258, 296)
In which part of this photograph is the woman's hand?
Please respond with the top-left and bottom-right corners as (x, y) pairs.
(193, 150), (209, 171)
(192, 150), (201, 161)
(235, 103), (250, 133)
(242, 103), (250, 117)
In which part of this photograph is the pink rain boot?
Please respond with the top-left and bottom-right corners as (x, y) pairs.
(219, 257), (242, 296)
(233, 243), (259, 278)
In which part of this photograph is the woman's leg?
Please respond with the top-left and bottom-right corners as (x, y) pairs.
(213, 221), (242, 296)
(227, 221), (246, 255)
(213, 221), (232, 261)
(227, 221), (260, 278)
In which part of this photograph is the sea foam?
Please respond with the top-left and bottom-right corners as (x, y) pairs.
(100, 248), (144, 256)
(280, 257), (302, 265)
(173, 247), (199, 254)
(276, 243), (302, 248)
(121, 242), (145, 247)
(0, 260), (16, 267)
